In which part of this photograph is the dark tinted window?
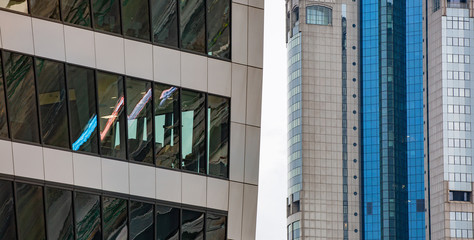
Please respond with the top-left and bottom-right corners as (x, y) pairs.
(16, 182), (46, 240)
(181, 209), (204, 240)
(74, 192), (101, 240)
(130, 201), (154, 240)
(0, 0), (28, 13)
(151, 0), (178, 47)
(103, 196), (128, 240)
(206, 213), (226, 240)
(97, 71), (126, 159)
(35, 58), (70, 149)
(126, 78), (153, 163)
(154, 84), (179, 168)
(416, 199), (425, 212)
(449, 191), (471, 201)
(3, 52), (40, 143)
(122, 0), (150, 40)
(29, 0), (60, 19)
(0, 180), (16, 240)
(179, 0), (206, 52)
(68, 65), (99, 153)
(92, 0), (121, 34)
(207, 0), (230, 58)
(61, 0), (92, 27)
(208, 95), (229, 178)
(156, 205), (179, 240)
(181, 90), (206, 173)
(45, 187), (74, 240)
(0, 55), (8, 138)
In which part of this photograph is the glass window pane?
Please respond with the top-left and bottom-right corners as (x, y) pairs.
(36, 58), (70, 149)
(103, 196), (128, 240)
(122, 0), (150, 40)
(130, 201), (154, 240)
(126, 78), (153, 163)
(180, 0), (205, 52)
(181, 209), (204, 240)
(45, 187), (74, 240)
(68, 65), (99, 153)
(0, 180), (16, 240)
(206, 214), (226, 240)
(0, 0), (28, 13)
(30, 0), (60, 19)
(0, 55), (8, 138)
(208, 95), (229, 178)
(154, 83), (179, 168)
(97, 71), (126, 159)
(74, 192), (101, 240)
(92, 0), (121, 34)
(207, 0), (230, 59)
(3, 51), (40, 143)
(151, 0), (178, 47)
(61, 0), (92, 27)
(181, 90), (206, 173)
(156, 205), (179, 240)
(16, 182), (46, 240)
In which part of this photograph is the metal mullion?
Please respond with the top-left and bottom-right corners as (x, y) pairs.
(203, 212), (206, 240)
(176, 0), (181, 48)
(151, 82), (156, 165)
(101, 195), (105, 240)
(94, 70), (102, 156)
(89, 0), (95, 29)
(42, 185), (49, 240)
(204, 0), (208, 55)
(123, 76), (129, 161)
(63, 63), (73, 150)
(148, 0), (154, 43)
(57, 0), (63, 21)
(179, 87), (183, 170)
(32, 57), (44, 145)
(0, 50), (12, 140)
(204, 93), (208, 175)
(13, 182), (21, 240)
(71, 191), (77, 240)
(127, 199), (131, 240)
(228, 0), (232, 60)
(119, 0), (124, 35)
(226, 97), (230, 179)
(179, 208), (182, 240)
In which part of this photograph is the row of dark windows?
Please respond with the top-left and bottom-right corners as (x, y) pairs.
(0, 0), (230, 59)
(0, 50), (230, 178)
(0, 179), (226, 240)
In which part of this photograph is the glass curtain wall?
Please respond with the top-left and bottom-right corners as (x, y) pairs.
(207, 0), (230, 58)
(179, 0), (206, 53)
(15, 182), (46, 240)
(151, 0), (179, 47)
(61, 0), (92, 26)
(45, 187), (74, 240)
(29, 0), (60, 19)
(208, 95), (229, 178)
(0, 54), (8, 138)
(0, 180), (16, 239)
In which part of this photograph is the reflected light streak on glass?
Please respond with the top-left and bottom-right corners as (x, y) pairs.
(128, 88), (152, 121)
(159, 87), (177, 106)
(72, 114), (97, 151)
(100, 96), (124, 140)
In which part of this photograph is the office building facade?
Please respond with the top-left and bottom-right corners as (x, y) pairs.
(0, 0), (264, 239)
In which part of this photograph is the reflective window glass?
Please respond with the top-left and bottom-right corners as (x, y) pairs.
(74, 192), (101, 240)
(29, 0), (60, 19)
(67, 65), (98, 153)
(126, 78), (153, 163)
(156, 205), (179, 240)
(16, 182), (46, 240)
(61, 0), (92, 27)
(181, 209), (204, 240)
(206, 214), (226, 240)
(103, 196), (128, 240)
(154, 83), (179, 168)
(0, 55), (8, 138)
(181, 90), (206, 173)
(0, 0), (28, 13)
(92, 0), (121, 34)
(45, 187), (74, 240)
(97, 71), (126, 159)
(35, 58), (70, 149)
(130, 201), (154, 240)
(0, 180), (16, 240)
(151, 0), (178, 47)
(306, 5), (332, 25)
(207, 0), (230, 59)
(208, 95), (229, 178)
(122, 0), (150, 40)
(179, 0), (206, 52)
(3, 52), (40, 143)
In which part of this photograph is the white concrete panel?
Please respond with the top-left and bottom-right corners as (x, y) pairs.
(73, 153), (102, 189)
(129, 163), (155, 199)
(208, 58), (231, 97)
(182, 172), (207, 207)
(0, 140), (13, 175)
(0, 11), (33, 54)
(43, 148), (73, 184)
(231, 64), (247, 124)
(156, 168), (181, 203)
(206, 177), (229, 211)
(231, 3), (248, 65)
(181, 52), (207, 92)
(102, 158), (129, 194)
(241, 184), (258, 240)
(124, 39), (153, 80)
(248, 0), (264, 9)
(64, 26), (96, 68)
(230, 122), (245, 182)
(246, 67), (263, 127)
(32, 19), (65, 61)
(247, 7), (264, 68)
(244, 125), (260, 185)
(153, 46), (181, 86)
(95, 32), (125, 74)
(228, 182), (244, 240)
(12, 143), (44, 180)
